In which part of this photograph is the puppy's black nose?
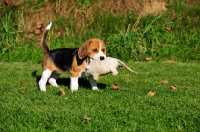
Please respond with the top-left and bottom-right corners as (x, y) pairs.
(100, 56), (105, 60)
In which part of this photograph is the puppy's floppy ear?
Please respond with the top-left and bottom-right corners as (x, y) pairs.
(78, 40), (92, 59)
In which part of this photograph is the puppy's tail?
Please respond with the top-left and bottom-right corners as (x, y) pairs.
(117, 59), (137, 74)
(41, 22), (52, 55)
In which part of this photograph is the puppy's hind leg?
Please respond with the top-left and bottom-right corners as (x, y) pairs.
(88, 75), (98, 90)
(39, 69), (52, 91)
(48, 72), (60, 87)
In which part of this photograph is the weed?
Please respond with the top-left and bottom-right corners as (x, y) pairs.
(78, 0), (93, 9)
(0, 12), (16, 54)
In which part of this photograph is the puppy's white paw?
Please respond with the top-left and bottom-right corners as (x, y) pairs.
(70, 83), (78, 92)
(38, 81), (46, 91)
(92, 87), (99, 90)
(49, 82), (59, 87)
(39, 85), (46, 91)
(48, 78), (59, 87)
(54, 84), (59, 87)
(40, 88), (46, 92)
(70, 87), (78, 92)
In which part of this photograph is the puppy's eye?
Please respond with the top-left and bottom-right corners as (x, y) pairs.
(102, 49), (105, 52)
(93, 49), (97, 52)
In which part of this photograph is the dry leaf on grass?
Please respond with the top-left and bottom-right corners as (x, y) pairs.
(145, 57), (153, 61)
(59, 88), (66, 96)
(165, 27), (171, 31)
(111, 84), (119, 90)
(4, 0), (12, 6)
(148, 91), (156, 96)
(56, 31), (62, 37)
(33, 28), (41, 35)
(171, 85), (177, 90)
(36, 21), (44, 29)
(126, 74), (130, 77)
(161, 80), (169, 84)
(83, 115), (91, 120)
(33, 21), (44, 35)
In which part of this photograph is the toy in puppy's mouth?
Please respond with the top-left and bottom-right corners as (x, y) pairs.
(82, 57), (137, 80)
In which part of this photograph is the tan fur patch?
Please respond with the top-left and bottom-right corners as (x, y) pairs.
(42, 54), (62, 72)
(69, 56), (86, 77)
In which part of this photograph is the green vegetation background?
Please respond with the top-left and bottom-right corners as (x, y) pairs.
(0, 0), (200, 62)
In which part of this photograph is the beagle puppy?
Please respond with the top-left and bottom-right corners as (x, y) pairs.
(38, 22), (106, 92)
(82, 57), (137, 80)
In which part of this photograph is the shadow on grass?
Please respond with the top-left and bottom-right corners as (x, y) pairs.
(31, 70), (106, 90)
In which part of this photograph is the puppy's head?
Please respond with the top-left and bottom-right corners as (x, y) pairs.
(78, 38), (106, 61)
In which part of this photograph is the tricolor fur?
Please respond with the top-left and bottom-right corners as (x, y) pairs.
(38, 22), (106, 92)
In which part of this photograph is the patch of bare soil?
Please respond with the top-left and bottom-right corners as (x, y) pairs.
(3, 0), (171, 33)
(141, 0), (168, 16)
(106, 0), (170, 15)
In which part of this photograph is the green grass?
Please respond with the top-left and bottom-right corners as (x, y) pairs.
(0, 1), (199, 131)
(0, 61), (200, 131)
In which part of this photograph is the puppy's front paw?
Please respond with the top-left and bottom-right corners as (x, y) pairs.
(92, 87), (99, 90)
(39, 80), (46, 91)
(40, 87), (46, 92)
(70, 86), (78, 92)
(70, 83), (79, 92)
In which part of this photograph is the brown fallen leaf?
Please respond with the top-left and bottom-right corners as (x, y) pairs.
(4, 0), (12, 6)
(83, 115), (91, 120)
(145, 57), (153, 61)
(148, 91), (156, 96)
(165, 27), (171, 31)
(171, 85), (177, 90)
(33, 28), (41, 35)
(36, 21), (44, 29)
(111, 84), (119, 90)
(56, 31), (62, 37)
(59, 88), (66, 95)
(126, 74), (130, 77)
(161, 80), (169, 84)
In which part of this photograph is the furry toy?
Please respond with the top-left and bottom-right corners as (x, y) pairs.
(82, 57), (137, 80)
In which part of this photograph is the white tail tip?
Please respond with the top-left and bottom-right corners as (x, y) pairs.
(46, 22), (52, 30)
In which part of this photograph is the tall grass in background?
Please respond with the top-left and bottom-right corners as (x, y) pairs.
(0, 3), (37, 62)
(107, 12), (200, 61)
(0, 8), (16, 54)
(106, 0), (200, 61)
(0, 0), (199, 62)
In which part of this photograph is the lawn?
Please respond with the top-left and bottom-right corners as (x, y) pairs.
(0, 0), (200, 131)
(0, 61), (200, 131)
